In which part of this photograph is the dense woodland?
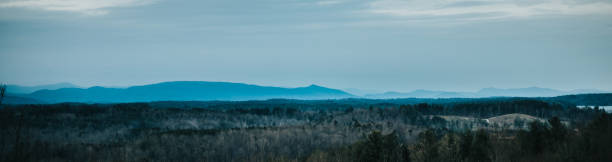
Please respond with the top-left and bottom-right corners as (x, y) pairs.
(0, 96), (611, 161)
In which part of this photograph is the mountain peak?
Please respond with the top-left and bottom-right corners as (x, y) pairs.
(306, 84), (324, 88)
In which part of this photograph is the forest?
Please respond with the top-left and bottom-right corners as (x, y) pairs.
(0, 96), (611, 162)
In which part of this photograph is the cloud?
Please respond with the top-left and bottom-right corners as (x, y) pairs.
(367, 0), (612, 20)
(0, 0), (157, 15)
(316, 0), (347, 6)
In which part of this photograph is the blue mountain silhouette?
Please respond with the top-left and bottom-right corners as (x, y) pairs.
(24, 81), (354, 103)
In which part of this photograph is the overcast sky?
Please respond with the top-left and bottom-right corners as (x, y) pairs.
(1, 0), (611, 92)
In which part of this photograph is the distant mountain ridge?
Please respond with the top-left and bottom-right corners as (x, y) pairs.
(3, 81), (610, 104)
(18, 81), (354, 103)
(6, 82), (78, 94)
(365, 87), (609, 99)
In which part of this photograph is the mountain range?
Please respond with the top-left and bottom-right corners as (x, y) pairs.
(1, 81), (609, 104)
(364, 87), (609, 99)
(8, 81), (353, 103)
(5, 82), (78, 94)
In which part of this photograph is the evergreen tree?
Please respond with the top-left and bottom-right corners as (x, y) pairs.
(520, 121), (548, 155)
(0, 84), (5, 106)
(459, 130), (473, 160)
(469, 129), (491, 162)
(548, 116), (567, 143)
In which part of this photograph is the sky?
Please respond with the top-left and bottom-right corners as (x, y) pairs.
(1, 0), (611, 92)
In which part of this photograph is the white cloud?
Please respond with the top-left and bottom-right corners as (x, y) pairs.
(367, 0), (612, 20)
(0, 0), (157, 15)
(316, 0), (347, 6)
